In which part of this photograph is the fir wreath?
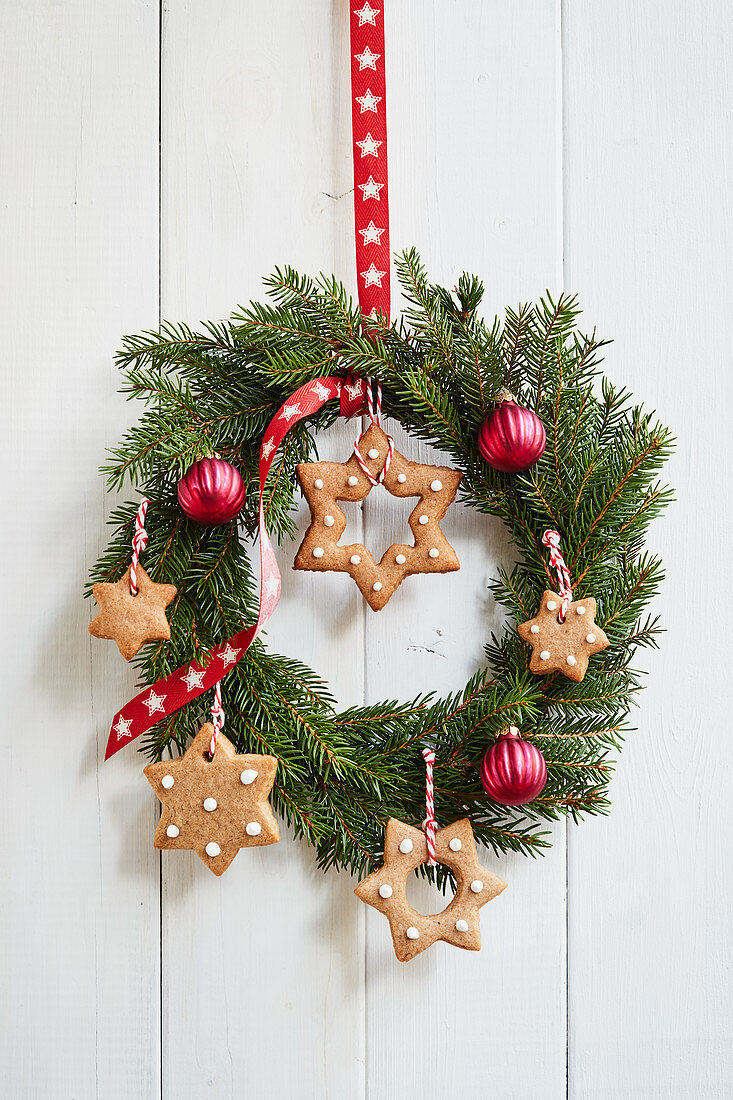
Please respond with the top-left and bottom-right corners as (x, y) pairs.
(88, 250), (673, 881)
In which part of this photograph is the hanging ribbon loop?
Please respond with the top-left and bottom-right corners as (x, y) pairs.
(129, 498), (150, 596)
(422, 747), (438, 866)
(541, 529), (573, 622)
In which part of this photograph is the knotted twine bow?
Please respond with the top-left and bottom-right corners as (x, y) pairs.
(422, 748), (438, 865)
(129, 498), (150, 596)
(541, 529), (573, 621)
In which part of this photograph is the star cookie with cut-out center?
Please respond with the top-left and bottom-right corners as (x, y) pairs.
(293, 423), (462, 610)
(144, 724), (279, 876)
(517, 589), (609, 682)
(355, 817), (507, 962)
(89, 565), (177, 661)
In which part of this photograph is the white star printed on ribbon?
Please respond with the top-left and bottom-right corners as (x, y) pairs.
(355, 89), (381, 114)
(354, 2), (380, 26)
(356, 132), (382, 158)
(312, 381), (331, 400)
(261, 438), (276, 460)
(361, 263), (386, 288)
(113, 715), (134, 740)
(279, 403), (302, 422)
(218, 643), (241, 667)
(264, 576), (280, 599)
(182, 666), (206, 692)
(359, 220), (385, 245)
(358, 175), (384, 201)
(142, 690), (166, 716)
(345, 380), (364, 400)
(354, 45), (380, 71)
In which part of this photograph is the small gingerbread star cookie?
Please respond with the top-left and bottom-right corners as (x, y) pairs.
(89, 565), (176, 661)
(517, 589), (609, 682)
(144, 724), (279, 876)
(355, 817), (507, 962)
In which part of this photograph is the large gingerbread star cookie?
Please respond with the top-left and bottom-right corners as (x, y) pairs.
(355, 817), (507, 961)
(517, 589), (609, 682)
(144, 724), (279, 876)
(89, 564), (176, 660)
(294, 423), (462, 611)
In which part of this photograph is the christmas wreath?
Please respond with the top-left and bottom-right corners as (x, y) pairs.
(88, 249), (673, 881)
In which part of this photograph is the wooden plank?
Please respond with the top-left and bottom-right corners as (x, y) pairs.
(159, 3), (366, 1097)
(0, 1), (161, 1097)
(364, 2), (567, 1097)
(563, 3), (733, 1096)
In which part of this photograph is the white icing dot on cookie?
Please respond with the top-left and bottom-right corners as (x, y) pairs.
(586, 633), (596, 644)
(449, 838), (462, 852)
(566, 655), (577, 667)
(312, 547), (325, 558)
(428, 548), (439, 558)
(406, 927), (420, 940)
(540, 650), (550, 660)
(546, 600), (558, 611)
(395, 553), (406, 564)
(470, 880), (484, 894)
(368, 448), (379, 459)
(397, 473), (407, 483)
(379, 884), (393, 899)
(530, 625), (540, 634)
(203, 797), (217, 812)
(161, 775), (174, 789)
(350, 554), (361, 565)
(430, 480), (443, 492)
(314, 478), (324, 489)
(323, 515), (335, 527)
(576, 605), (586, 615)
(418, 515), (429, 525)
(166, 824), (179, 838)
(246, 821), (262, 836)
(348, 475), (359, 486)
(240, 769), (258, 785)
(399, 838), (414, 854)
(205, 842), (221, 858)
(373, 581), (382, 592)
(455, 919), (469, 933)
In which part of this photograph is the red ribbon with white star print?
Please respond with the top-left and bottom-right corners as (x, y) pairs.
(105, 377), (349, 758)
(338, 0), (391, 416)
(105, 4), (395, 757)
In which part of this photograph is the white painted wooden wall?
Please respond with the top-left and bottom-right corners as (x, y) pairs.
(2, 2), (731, 1096)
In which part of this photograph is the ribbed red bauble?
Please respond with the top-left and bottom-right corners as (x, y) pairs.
(480, 726), (547, 806)
(478, 390), (546, 473)
(177, 457), (246, 525)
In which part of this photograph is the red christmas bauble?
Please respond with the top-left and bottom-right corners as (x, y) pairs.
(480, 727), (547, 806)
(478, 393), (546, 473)
(177, 457), (246, 525)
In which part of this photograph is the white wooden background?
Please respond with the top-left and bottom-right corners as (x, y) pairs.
(2, 1), (732, 1097)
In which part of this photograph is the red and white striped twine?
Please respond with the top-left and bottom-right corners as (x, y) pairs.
(209, 681), (225, 758)
(353, 381), (394, 484)
(422, 747), (437, 866)
(541, 529), (573, 621)
(129, 498), (150, 596)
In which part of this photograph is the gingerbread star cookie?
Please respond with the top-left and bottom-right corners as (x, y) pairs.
(143, 724), (279, 876)
(89, 565), (177, 661)
(294, 423), (462, 611)
(355, 817), (507, 962)
(517, 589), (609, 683)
